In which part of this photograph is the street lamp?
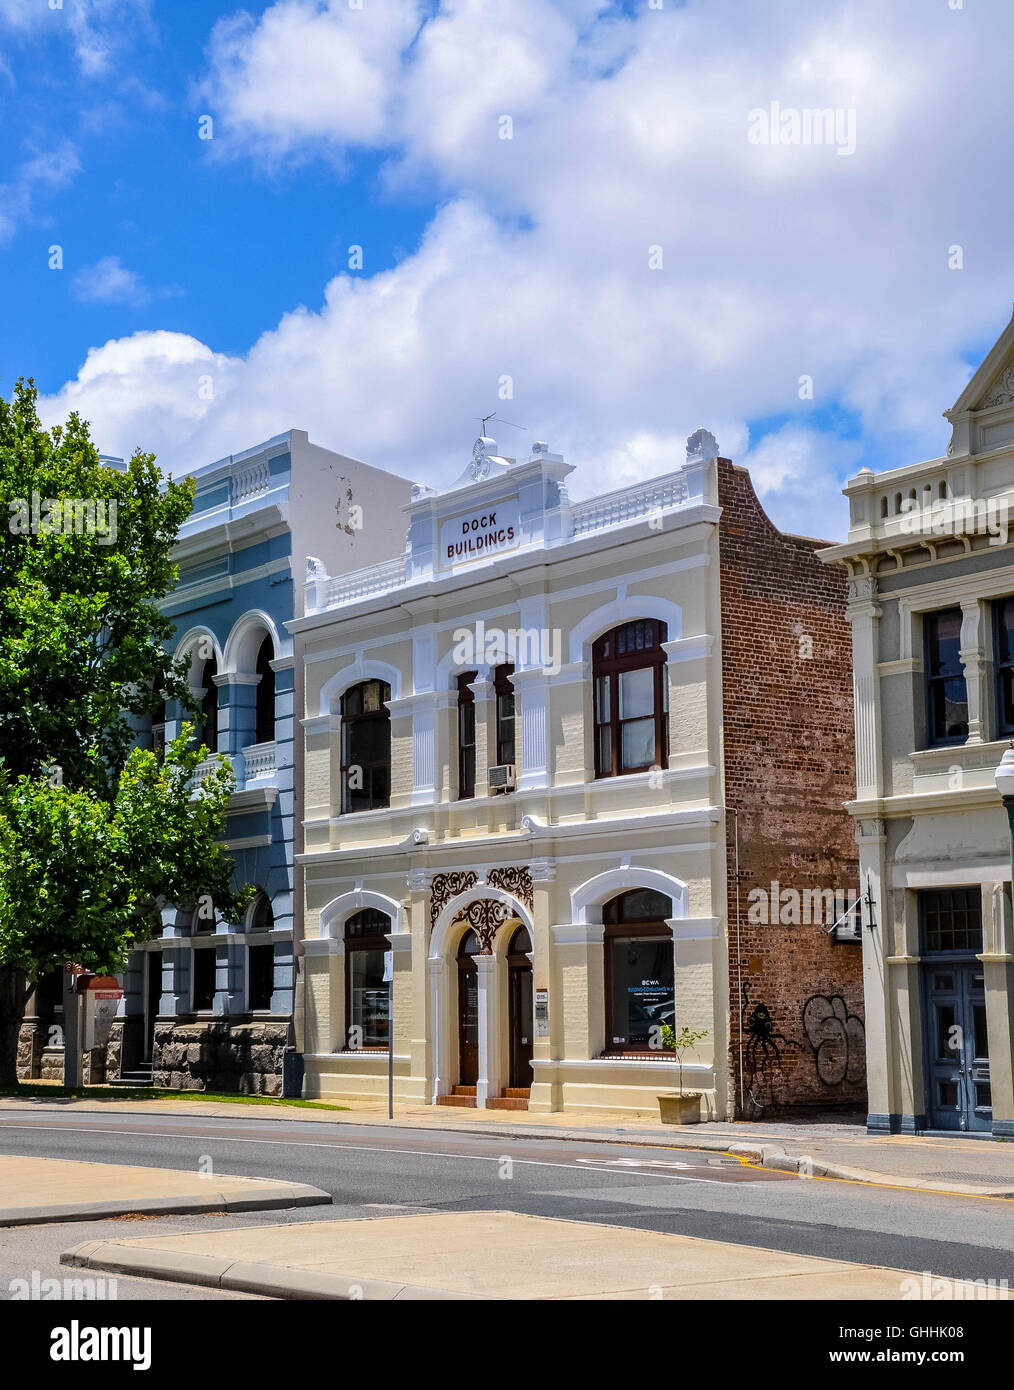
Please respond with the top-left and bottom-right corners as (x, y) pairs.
(994, 747), (1014, 871)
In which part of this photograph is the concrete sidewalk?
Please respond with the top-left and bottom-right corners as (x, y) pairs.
(3, 1093), (1014, 1198)
(62, 1209), (1000, 1301)
(0, 1153), (331, 1226)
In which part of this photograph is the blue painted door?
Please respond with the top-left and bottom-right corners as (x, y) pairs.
(923, 962), (991, 1132)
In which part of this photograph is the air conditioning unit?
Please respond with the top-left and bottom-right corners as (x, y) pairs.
(488, 763), (516, 792)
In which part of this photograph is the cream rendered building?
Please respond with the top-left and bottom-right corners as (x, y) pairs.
(290, 430), (729, 1116)
(820, 309), (1014, 1136)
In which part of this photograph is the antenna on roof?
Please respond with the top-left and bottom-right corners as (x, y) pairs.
(478, 413), (528, 435)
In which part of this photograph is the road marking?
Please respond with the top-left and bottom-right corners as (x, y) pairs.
(0, 1122), (735, 1183)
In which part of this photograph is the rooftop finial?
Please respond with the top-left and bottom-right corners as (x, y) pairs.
(686, 428), (719, 463)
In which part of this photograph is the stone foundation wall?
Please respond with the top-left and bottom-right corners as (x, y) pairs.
(16, 1021), (44, 1080)
(153, 1020), (291, 1095)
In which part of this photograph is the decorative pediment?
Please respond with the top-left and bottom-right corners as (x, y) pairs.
(980, 361), (1014, 410)
(447, 436), (515, 491)
(947, 304), (1014, 417)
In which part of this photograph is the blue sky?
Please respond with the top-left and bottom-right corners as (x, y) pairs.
(1, 0), (1012, 539)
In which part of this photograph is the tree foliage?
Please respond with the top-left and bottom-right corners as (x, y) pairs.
(0, 379), (197, 798)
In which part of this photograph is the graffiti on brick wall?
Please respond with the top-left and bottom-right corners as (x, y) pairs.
(802, 994), (866, 1087)
(742, 994), (800, 1108)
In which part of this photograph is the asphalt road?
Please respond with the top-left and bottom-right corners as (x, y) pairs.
(3, 1107), (1014, 1299)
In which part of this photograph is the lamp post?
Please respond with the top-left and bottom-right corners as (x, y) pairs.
(995, 747), (1014, 877)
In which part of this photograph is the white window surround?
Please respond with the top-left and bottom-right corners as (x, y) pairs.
(570, 866), (689, 924)
(317, 659), (403, 716)
(221, 608), (290, 676)
(318, 888), (406, 939)
(566, 595), (683, 664)
(173, 625), (223, 669)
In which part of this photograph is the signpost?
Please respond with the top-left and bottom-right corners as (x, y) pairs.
(383, 949), (394, 1119)
(62, 969), (123, 1087)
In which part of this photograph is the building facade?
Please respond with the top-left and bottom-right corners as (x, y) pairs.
(821, 310), (1014, 1136)
(291, 430), (864, 1118)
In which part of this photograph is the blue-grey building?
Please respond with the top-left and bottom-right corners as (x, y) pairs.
(107, 429), (413, 1093)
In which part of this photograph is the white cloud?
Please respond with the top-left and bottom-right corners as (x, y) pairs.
(71, 255), (151, 307)
(37, 0), (1014, 540)
(0, 139), (80, 244)
(199, 0), (422, 161)
(0, 0), (153, 76)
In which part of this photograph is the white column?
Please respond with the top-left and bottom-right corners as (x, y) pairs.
(427, 957), (447, 1104)
(475, 954), (502, 1107)
(847, 577), (884, 800)
(511, 669), (551, 790)
(960, 598), (986, 744)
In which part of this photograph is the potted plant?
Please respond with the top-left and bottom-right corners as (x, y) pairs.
(657, 1024), (708, 1124)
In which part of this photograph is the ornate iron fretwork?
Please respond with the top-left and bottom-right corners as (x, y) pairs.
(487, 866), (533, 911)
(459, 898), (512, 954)
(429, 871), (478, 928)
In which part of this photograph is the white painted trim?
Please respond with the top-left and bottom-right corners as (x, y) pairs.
(165, 555), (292, 608)
(552, 923), (605, 946)
(319, 888), (405, 938)
(173, 625), (224, 668)
(429, 888), (535, 962)
(530, 1058), (712, 1076)
(222, 608), (291, 675)
(301, 937), (342, 957)
(890, 863), (1009, 888)
(302, 556), (708, 668)
(318, 659), (403, 715)
(662, 635), (714, 664)
(669, 915), (720, 941)
(567, 595), (684, 664)
(570, 866), (689, 923)
(304, 1052), (411, 1063)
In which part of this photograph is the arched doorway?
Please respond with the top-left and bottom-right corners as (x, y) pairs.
(457, 929), (481, 1086)
(507, 926), (534, 1090)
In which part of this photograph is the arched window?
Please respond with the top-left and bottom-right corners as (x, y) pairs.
(197, 654), (218, 753)
(340, 680), (391, 813)
(255, 636), (275, 745)
(247, 891), (275, 1012)
(344, 909), (391, 1048)
(592, 620), (668, 777)
(603, 889), (674, 1055)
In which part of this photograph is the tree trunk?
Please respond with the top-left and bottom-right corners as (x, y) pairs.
(0, 967), (29, 1087)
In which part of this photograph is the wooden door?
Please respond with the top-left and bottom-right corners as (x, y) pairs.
(457, 931), (480, 1086)
(507, 926), (534, 1089)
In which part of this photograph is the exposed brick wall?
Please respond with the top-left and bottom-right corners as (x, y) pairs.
(718, 459), (865, 1118)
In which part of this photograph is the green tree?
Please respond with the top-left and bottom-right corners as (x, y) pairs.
(0, 382), (251, 1085)
(0, 729), (249, 1085)
(0, 379), (197, 797)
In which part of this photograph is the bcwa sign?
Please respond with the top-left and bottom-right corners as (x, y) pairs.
(440, 497), (520, 568)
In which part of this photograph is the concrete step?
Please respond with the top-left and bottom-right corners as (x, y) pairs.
(485, 1096), (529, 1111)
(504, 1087), (531, 1099)
(451, 1085), (476, 1096)
(436, 1094), (477, 1108)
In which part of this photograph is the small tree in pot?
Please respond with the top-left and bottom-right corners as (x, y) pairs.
(657, 1023), (709, 1124)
